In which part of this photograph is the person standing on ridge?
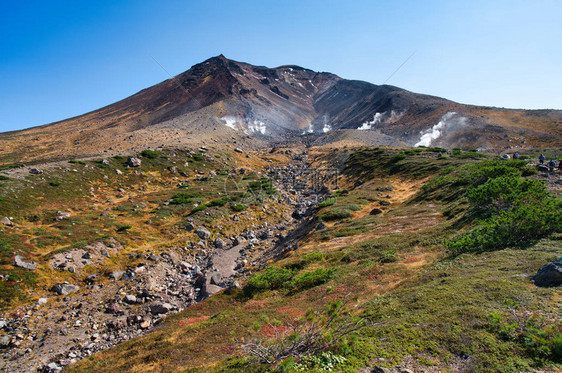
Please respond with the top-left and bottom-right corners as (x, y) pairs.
(539, 153), (545, 164)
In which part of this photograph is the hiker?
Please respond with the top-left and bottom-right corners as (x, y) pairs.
(547, 159), (556, 174)
(437, 151), (443, 157)
(513, 152), (519, 159)
(539, 153), (545, 164)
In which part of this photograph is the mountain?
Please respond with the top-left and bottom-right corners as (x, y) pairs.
(0, 55), (560, 164)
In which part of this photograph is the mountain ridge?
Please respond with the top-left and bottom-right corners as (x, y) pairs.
(0, 55), (560, 164)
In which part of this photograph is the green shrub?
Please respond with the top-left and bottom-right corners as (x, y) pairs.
(0, 175), (10, 181)
(445, 168), (561, 255)
(231, 204), (246, 212)
(248, 178), (276, 195)
(113, 155), (125, 160)
(289, 268), (335, 291)
(169, 193), (193, 205)
(320, 209), (353, 221)
(0, 164), (20, 171)
(319, 204), (361, 221)
(426, 147), (447, 153)
(293, 352), (347, 371)
(191, 154), (204, 161)
(69, 159), (86, 165)
(49, 180), (61, 187)
(190, 204), (207, 214)
(390, 152), (407, 162)
(141, 149), (161, 159)
(466, 176), (550, 215)
(379, 249), (398, 263)
(446, 203), (561, 255)
(318, 199), (336, 208)
(0, 237), (10, 254)
(116, 224), (132, 232)
(245, 267), (296, 293)
(207, 197), (228, 207)
(26, 214), (42, 223)
(487, 311), (561, 361)
(285, 252), (325, 270)
(404, 149), (423, 155)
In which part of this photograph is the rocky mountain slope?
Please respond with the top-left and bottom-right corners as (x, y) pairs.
(0, 55), (560, 165)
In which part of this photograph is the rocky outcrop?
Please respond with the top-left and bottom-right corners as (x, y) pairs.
(533, 258), (562, 287)
(127, 157), (142, 167)
(51, 283), (79, 296)
(0, 217), (13, 226)
(14, 255), (38, 270)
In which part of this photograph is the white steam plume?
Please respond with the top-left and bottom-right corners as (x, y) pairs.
(415, 112), (468, 147)
(358, 110), (402, 130)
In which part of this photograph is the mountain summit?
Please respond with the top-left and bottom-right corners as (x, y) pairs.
(0, 56), (560, 163)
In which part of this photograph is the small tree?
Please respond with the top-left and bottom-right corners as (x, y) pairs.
(236, 290), (373, 365)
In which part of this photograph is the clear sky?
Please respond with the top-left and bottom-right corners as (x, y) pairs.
(1, 0), (561, 132)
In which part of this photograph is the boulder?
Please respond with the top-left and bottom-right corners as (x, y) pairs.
(127, 157), (142, 167)
(0, 335), (11, 348)
(14, 255), (38, 270)
(100, 249), (111, 258)
(0, 217), (13, 227)
(36, 298), (48, 306)
(107, 271), (125, 280)
(178, 261), (192, 272)
(370, 367), (391, 373)
(185, 222), (195, 231)
(51, 283), (79, 296)
(29, 168), (43, 175)
(195, 228), (211, 240)
(533, 258), (562, 287)
(209, 273), (222, 285)
(370, 208), (383, 215)
(105, 302), (123, 314)
(55, 211), (71, 221)
(233, 236), (247, 246)
(316, 222), (326, 230)
(123, 294), (137, 304)
(204, 284), (224, 297)
(536, 164), (549, 172)
(292, 209), (307, 219)
(234, 147), (244, 153)
(149, 302), (176, 315)
(214, 238), (226, 249)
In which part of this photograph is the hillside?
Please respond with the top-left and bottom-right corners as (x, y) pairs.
(0, 144), (559, 372)
(0, 56), (561, 165)
(0, 55), (561, 373)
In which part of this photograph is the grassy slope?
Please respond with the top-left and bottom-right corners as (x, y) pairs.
(67, 148), (560, 372)
(0, 148), (288, 310)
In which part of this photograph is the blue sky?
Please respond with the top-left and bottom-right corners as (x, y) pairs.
(1, 0), (561, 132)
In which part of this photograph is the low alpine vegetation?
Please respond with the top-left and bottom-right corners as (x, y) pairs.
(444, 161), (561, 255)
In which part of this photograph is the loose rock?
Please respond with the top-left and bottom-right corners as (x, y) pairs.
(533, 258), (562, 287)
